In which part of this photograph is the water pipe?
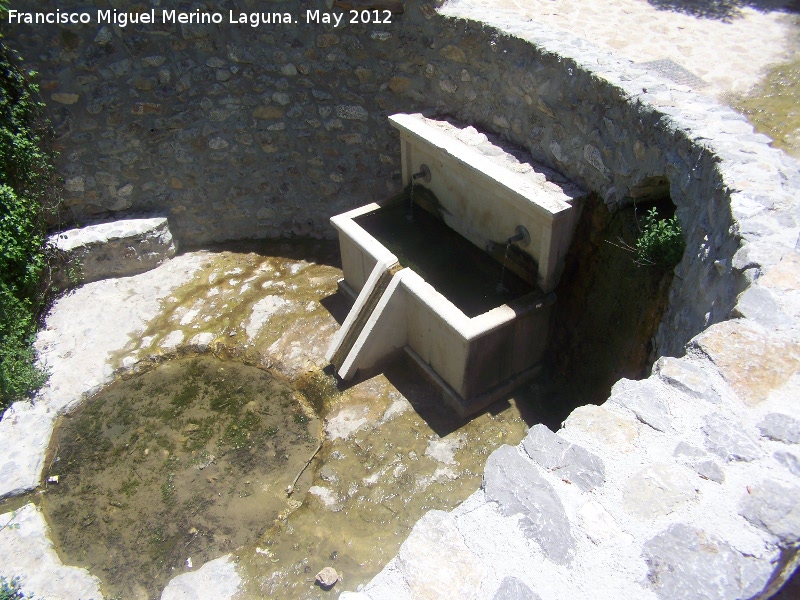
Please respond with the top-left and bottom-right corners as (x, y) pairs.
(507, 225), (530, 247)
(412, 164), (431, 183)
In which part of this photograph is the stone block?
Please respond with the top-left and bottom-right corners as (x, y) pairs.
(0, 504), (103, 598)
(740, 480), (800, 544)
(702, 414), (762, 462)
(758, 413), (800, 444)
(623, 463), (697, 519)
(774, 452), (800, 477)
(608, 378), (672, 432)
(483, 445), (575, 564)
(492, 577), (541, 600)
(522, 424), (605, 491)
(643, 523), (773, 600)
(673, 442), (724, 483)
(396, 510), (486, 600)
(693, 320), (800, 406)
(161, 555), (241, 600)
(732, 285), (794, 330)
(49, 217), (176, 285)
(562, 405), (639, 451)
(655, 357), (720, 403)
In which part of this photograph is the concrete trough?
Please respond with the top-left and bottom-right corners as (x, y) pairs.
(327, 114), (585, 416)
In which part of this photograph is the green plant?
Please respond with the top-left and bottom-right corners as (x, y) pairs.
(0, 31), (59, 414)
(635, 207), (685, 268)
(0, 576), (29, 600)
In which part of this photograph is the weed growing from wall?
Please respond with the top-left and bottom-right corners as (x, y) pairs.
(635, 207), (685, 268)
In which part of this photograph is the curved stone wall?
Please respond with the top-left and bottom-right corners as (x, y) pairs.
(9, 0), (798, 356)
(4, 1), (800, 598)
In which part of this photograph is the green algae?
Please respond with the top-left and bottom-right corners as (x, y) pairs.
(42, 355), (321, 599)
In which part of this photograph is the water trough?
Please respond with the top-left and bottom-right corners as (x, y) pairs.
(326, 113), (587, 416)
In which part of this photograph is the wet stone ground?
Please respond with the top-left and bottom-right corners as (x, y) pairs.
(735, 56), (800, 159)
(35, 240), (532, 599)
(733, 17), (800, 160)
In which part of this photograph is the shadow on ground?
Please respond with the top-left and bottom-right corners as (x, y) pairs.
(647, 0), (800, 20)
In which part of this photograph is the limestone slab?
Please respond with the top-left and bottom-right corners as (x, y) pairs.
(739, 480), (800, 545)
(562, 405), (639, 452)
(758, 413), (800, 444)
(483, 445), (575, 564)
(642, 523), (773, 600)
(673, 441), (725, 483)
(492, 576), (542, 600)
(521, 424), (605, 491)
(775, 452), (800, 477)
(396, 510), (486, 600)
(655, 356), (720, 403)
(608, 378), (672, 433)
(623, 463), (697, 519)
(49, 217), (176, 285)
(693, 320), (800, 406)
(0, 504), (102, 600)
(702, 414), (762, 462)
(161, 554), (241, 600)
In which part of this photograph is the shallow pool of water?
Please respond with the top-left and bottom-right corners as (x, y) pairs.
(30, 242), (535, 599)
(42, 355), (321, 599)
(233, 358), (532, 598)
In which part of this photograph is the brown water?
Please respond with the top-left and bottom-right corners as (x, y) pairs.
(42, 355), (321, 600)
(234, 358), (531, 598)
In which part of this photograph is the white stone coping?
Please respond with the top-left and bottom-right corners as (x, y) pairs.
(330, 203), (399, 268)
(389, 113), (577, 219)
(325, 253), (400, 364)
(50, 217), (170, 252)
(331, 203), (545, 339)
(400, 268), (543, 340)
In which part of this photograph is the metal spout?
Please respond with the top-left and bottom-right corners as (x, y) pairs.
(412, 164), (431, 183)
(507, 225), (530, 247)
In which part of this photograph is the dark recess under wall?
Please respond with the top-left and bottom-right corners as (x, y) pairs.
(515, 193), (676, 430)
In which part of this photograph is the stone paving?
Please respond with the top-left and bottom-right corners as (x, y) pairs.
(463, 0), (799, 99)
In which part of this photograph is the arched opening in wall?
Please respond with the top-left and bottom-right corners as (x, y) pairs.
(518, 183), (679, 430)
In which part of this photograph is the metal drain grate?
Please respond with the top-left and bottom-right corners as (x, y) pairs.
(639, 58), (709, 89)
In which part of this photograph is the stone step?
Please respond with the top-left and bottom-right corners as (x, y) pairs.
(48, 217), (176, 286)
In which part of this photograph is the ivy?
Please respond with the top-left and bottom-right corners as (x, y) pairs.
(0, 24), (58, 413)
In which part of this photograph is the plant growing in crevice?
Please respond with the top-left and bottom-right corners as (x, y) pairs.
(0, 575), (33, 600)
(635, 207), (685, 268)
(606, 206), (685, 270)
